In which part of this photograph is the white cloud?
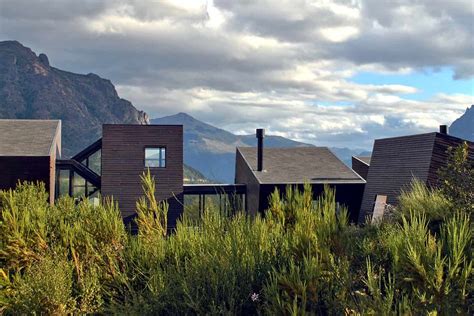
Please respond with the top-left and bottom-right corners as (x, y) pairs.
(0, 0), (472, 149)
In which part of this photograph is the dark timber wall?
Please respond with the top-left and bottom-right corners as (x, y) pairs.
(259, 183), (365, 222)
(352, 157), (370, 180)
(358, 132), (474, 223)
(0, 156), (53, 202)
(235, 149), (260, 215)
(101, 125), (184, 227)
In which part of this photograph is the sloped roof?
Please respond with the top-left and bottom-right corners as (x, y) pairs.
(0, 119), (61, 156)
(237, 146), (365, 184)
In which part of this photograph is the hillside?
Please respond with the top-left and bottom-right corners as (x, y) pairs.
(450, 105), (474, 141)
(152, 113), (369, 182)
(0, 41), (148, 156)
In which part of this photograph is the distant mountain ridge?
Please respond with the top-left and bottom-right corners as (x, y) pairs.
(450, 105), (474, 141)
(152, 113), (370, 182)
(0, 40), (148, 156)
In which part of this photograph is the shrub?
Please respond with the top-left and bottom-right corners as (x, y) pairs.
(0, 169), (471, 315)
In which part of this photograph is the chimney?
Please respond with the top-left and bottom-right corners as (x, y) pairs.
(439, 125), (448, 134)
(256, 128), (265, 171)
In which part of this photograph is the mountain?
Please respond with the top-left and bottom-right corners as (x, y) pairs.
(152, 113), (369, 183)
(450, 105), (474, 141)
(0, 41), (148, 156)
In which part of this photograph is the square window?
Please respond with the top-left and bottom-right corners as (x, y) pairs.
(145, 147), (166, 168)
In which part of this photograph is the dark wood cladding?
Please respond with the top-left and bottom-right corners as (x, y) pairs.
(101, 125), (183, 228)
(358, 132), (474, 223)
(235, 148), (364, 220)
(352, 157), (369, 180)
(258, 183), (364, 222)
(427, 133), (474, 186)
(235, 149), (260, 215)
(0, 156), (53, 202)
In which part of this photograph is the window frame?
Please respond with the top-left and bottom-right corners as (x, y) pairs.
(144, 146), (167, 168)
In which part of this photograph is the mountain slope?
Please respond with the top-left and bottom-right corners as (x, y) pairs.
(0, 41), (148, 156)
(152, 113), (368, 182)
(450, 105), (474, 141)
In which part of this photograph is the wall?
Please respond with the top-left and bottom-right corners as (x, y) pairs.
(427, 133), (474, 186)
(259, 183), (365, 222)
(0, 156), (51, 200)
(352, 157), (370, 180)
(235, 149), (261, 215)
(101, 125), (183, 228)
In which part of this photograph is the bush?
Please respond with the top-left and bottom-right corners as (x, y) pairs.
(0, 170), (471, 314)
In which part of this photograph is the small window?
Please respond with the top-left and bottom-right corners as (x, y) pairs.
(145, 147), (166, 168)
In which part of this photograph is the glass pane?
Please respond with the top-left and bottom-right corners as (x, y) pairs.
(73, 172), (86, 187)
(58, 169), (69, 196)
(72, 186), (85, 198)
(88, 149), (101, 175)
(145, 159), (161, 168)
(145, 148), (166, 168)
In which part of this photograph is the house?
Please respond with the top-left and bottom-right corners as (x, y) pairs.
(235, 129), (366, 221)
(356, 126), (474, 223)
(0, 119), (184, 228)
(0, 119), (61, 204)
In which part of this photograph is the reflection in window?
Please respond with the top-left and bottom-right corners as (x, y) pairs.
(58, 169), (69, 197)
(81, 149), (101, 175)
(72, 172), (86, 197)
(145, 147), (166, 168)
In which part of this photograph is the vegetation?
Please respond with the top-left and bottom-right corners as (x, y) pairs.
(0, 153), (472, 314)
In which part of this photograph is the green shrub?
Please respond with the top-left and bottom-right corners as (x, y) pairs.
(0, 168), (471, 315)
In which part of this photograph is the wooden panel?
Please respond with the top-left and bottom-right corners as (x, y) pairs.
(352, 157), (369, 180)
(427, 133), (474, 186)
(101, 125), (183, 228)
(235, 149), (260, 215)
(0, 156), (51, 199)
(358, 133), (436, 223)
(259, 183), (365, 222)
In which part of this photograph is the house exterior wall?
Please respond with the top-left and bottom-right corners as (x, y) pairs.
(427, 133), (474, 186)
(358, 133), (436, 223)
(358, 132), (474, 223)
(258, 183), (365, 222)
(235, 149), (261, 215)
(352, 157), (370, 180)
(0, 156), (52, 201)
(101, 125), (184, 228)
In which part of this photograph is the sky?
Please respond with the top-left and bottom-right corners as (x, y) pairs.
(0, 0), (473, 149)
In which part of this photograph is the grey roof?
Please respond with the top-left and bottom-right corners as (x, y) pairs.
(354, 156), (371, 165)
(0, 120), (61, 156)
(238, 147), (366, 184)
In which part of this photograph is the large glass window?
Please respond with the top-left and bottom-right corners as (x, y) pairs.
(145, 147), (166, 168)
(81, 149), (101, 175)
(57, 169), (70, 197)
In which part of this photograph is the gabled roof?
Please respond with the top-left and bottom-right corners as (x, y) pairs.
(237, 146), (366, 184)
(0, 119), (61, 156)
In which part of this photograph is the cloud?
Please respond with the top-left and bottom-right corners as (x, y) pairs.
(0, 0), (472, 149)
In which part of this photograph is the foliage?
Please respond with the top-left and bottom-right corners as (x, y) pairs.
(438, 141), (474, 216)
(0, 169), (472, 314)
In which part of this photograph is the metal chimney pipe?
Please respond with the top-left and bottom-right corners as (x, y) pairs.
(256, 128), (265, 171)
(439, 125), (448, 134)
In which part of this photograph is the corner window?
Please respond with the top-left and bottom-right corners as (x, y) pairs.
(145, 147), (166, 168)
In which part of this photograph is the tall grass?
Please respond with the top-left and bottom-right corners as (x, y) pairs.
(0, 172), (472, 314)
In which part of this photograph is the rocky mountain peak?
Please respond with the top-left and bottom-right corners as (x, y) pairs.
(450, 105), (474, 141)
(0, 40), (149, 156)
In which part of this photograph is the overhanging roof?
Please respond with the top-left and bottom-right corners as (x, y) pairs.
(237, 146), (366, 184)
(0, 119), (61, 157)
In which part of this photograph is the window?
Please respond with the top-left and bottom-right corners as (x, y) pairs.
(145, 147), (166, 168)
